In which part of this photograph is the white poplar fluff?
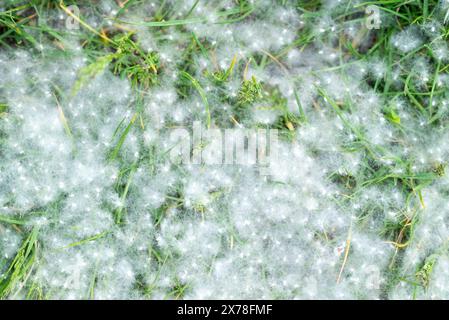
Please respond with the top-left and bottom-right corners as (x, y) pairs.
(0, 0), (448, 299)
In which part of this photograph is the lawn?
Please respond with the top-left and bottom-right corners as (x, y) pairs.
(0, 0), (449, 299)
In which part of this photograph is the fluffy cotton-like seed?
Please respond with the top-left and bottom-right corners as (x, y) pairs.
(391, 26), (424, 53)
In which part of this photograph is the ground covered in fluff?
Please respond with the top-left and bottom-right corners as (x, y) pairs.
(1, 0), (449, 299)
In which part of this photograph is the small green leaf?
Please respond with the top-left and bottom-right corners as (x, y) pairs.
(385, 110), (401, 124)
(237, 76), (263, 106)
(71, 54), (118, 96)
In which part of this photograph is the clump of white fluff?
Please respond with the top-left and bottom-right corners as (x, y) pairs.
(1, 0), (449, 300)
